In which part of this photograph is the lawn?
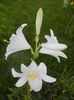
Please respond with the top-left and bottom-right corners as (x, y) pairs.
(0, 0), (74, 100)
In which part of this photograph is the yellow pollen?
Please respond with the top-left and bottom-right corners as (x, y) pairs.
(28, 73), (37, 80)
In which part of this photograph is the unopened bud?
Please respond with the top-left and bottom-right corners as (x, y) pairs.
(36, 8), (43, 35)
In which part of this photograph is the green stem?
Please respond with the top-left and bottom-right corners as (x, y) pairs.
(24, 84), (31, 100)
(60, 65), (67, 81)
(33, 36), (39, 60)
(30, 35), (41, 60)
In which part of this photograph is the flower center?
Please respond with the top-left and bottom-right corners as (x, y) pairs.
(28, 73), (37, 80)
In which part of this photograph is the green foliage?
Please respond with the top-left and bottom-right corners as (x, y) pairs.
(0, 0), (74, 100)
(7, 84), (32, 100)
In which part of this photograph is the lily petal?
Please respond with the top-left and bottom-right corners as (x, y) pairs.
(29, 77), (42, 92)
(45, 35), (58, 43)
(43, 75), (56, 83)
(45, 35), (51, 42)
(39, 48), (67, 62)
(16, 24), (27, 35)
(21, 64), (28, 73)
(15, 76), (27, 87)
(50, 29), (59, 43)
(37, 63), (47, 75)
(50, 29), (54, 37)
(55, 56), (60, 63)
(11, 68), (22, 78)
(29, 61), (37, 69)
(41, 43), (67, 51)
(5, 24), (31, 59)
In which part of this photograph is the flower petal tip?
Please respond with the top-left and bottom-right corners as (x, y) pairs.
(11, 68), (15, 76)
(50, 29), (53, 31)
(15, 81), (22, 87)
(21, 24), (27, 27)
(5, 56), (7, 60)
(65, 55), (67, 59)
(50, 29), (54, 36)
(15, 83), (19, 87)
(62, 44), (67, 50)
(65, 45), (67, 49)
(50, 77), (56, 83)
(54, 78), (56, 82)
(5, 53), (8, 60)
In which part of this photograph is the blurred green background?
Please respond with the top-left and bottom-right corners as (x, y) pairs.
(0, 0), (74, 100)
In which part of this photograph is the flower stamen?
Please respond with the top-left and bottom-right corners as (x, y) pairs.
(28, 73), (37, 80)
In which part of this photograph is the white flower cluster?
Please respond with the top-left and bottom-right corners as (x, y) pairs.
(5, 8), (67, 92)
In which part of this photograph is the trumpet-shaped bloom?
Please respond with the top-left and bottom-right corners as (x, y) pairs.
(36, 8), (43, 35)
(5, 24), (31, 59)
(39, 29), (67, 62)
(12, 61), (56, 92)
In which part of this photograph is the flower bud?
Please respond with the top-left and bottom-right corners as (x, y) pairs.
(36, 8), (43, 35)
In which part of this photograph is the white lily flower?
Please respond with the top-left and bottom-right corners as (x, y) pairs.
(39, 29), (67, 62)
(5, 24), (31, 59)
(36, 8), (43, 35)
(12, 61), (56, 92)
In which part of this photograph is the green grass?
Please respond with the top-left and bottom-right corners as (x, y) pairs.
(0, 0), (74, 100)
